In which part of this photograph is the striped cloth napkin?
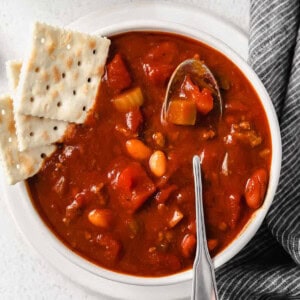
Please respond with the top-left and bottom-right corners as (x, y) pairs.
(216, 1), (300, 299)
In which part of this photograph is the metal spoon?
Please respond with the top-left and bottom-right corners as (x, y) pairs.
(161, 59), (221, 298)
(192, 155), (219, 300)
(161, 59), (223, 122)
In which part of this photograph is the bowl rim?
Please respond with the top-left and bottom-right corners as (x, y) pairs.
(8, 19), (282, 288)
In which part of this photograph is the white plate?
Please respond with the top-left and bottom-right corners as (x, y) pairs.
(0, 2), (249, 300)
(69, 1), (248, 60)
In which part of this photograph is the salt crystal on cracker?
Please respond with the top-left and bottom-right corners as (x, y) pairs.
(16, 22), (110, 123)
(6, 60), (68, 151)
(0, 95), (55, 184)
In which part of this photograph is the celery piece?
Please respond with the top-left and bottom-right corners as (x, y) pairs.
(112, 87), (144, 112)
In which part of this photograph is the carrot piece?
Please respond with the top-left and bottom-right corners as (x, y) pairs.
(167, 99), (197, 125)
(195, 88), (214, 114)
(245, 168), (268, 209)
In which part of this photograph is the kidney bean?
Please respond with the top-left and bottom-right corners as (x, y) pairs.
(181, 233), (196, 258)
(245, 168), (268, 209)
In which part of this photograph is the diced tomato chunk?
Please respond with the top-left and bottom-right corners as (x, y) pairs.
(107, 54), (132, 94)
(130, 188), (155, 213)
(180, 75), (214, 114)
(114, 162), (156, 213)
(195, 88), (214, 114)
(125, 109), (143, 133)
(116, 166), (136, 191)
(180, 75), (197, 98)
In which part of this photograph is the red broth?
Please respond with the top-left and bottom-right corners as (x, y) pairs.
(27, 32), (271, 277)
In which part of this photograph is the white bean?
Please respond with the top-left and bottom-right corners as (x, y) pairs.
(149, 150), (167, 177)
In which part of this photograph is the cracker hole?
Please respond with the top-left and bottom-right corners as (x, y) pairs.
(53, 126), (58, 131)
(1, 109), (5, 115)
(29, 132), (34, 137)
(57, 102), (61, 107)
(73, 90), (76, 96)
(62, 73), (65, 78)
(77, 61), (81, 66)
(46, 85), (50, 90)
(82, 106), (86, 111)
(67, 44), (71, 50)
(93, 49), (96, 55)
(8, 137), (12, 143)
(40, 38), (45, 44)
(87, 77), (91, 83)
(16, 164), (20, 169)
(30, 97), (34, 102)
(40, 153), (46, 159)
(35, 67), (40, 73)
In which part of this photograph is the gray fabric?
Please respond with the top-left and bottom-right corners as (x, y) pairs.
(216, 0), (300, 299)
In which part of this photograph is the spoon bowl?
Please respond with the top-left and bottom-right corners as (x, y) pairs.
(161, 59), (223, 123)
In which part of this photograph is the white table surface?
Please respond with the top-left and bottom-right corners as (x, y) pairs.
(0, 0), (249, 299)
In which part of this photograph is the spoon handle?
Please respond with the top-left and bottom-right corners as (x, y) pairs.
(192, 155), (219, 300)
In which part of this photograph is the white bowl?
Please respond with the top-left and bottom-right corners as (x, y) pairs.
(96, 18), (282, 276)
(2, 19), (282, 300)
